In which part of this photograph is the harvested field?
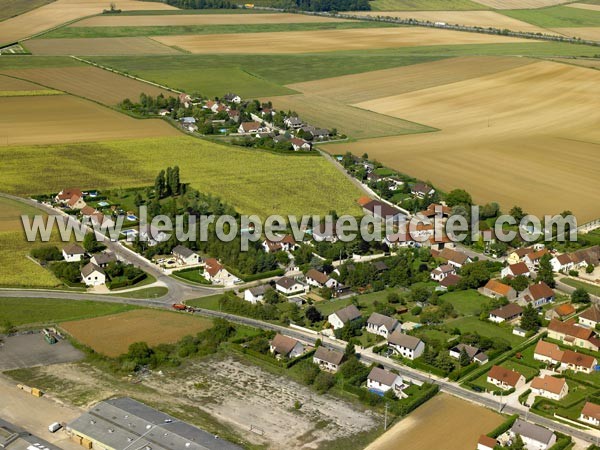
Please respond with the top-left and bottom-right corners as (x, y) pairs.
(0, 0), (55, 22)
(0, 197), (39, 233)
(0, 74), (44, 91)
(0, 0), (177, 45)
(1, 66), (173, 106)
(366, 394), (502, 450)
(551, 27), (600, 40)
(567, 2), (600, 10)
(369, 0), (488, 10)
(333, 60), (600, 221)
(0, 95), (178, 146)
(267, 94), (435, 139)
(151, 27), (531, 54)
(60, 309), (213, 357)
(72, 12), (350, 26)
(351, 10), (553, 34)
(547, 56), (600, 69)
(470, 0), (569, 8)
(25, 36), (182, 56)
(287, 56), (535, 104)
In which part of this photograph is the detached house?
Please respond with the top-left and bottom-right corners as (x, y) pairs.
(531, 376), (568, 401)
(580, 402), (600, 427)
(290, 138), (312, 151)
(388, 331), (425, 360)
(313, 346), (344, 372)
(223, 93), (241, 104)
(489, 303), (523, 323)
(328, 305), (362, 330)
(477, 435), (498, 450)
(430, 264), (456, 282)
(203, 258), (239, 286)
(550, 253), (574, 272)
(305, 269), (338, 289)
(410, 183), (435, 199)
(55, 188), (82, 204)
(90, 252), (117, 268)
(501, 262), (531, 279)
(269, 334), (304, 359)
(449, 344), (488, 365)
(172, 245), (201, 265)
(275, 277), (307, 295)
(362, 199), (405, 223)
(284, 116), (302, 129)
(510, 420), (556, 450)
(507, 247), (534, 265)
(238, 121), (262, 134)
(487, 365), (525, 391)
(560, 349), (597, 374)
(524, 282), (555, 308)
(548, 319), (600, 351)
(62, 243), (86, 262)
(579, 306), (600, 329)
(81, 262), (105, 287)
(244, 284), (272, 304)
(366, 312), (399, 339)
(524, 249), (548, 270)
(482, 279), (517, 301)
(534, 340), (565, 365)
(438, 248), (471, 269)
(67, 194), (86, 210)
(367, 367), (406, 397)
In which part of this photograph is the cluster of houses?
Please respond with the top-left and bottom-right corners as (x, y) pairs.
(62, 242), (118, 287)
(54, 188), (115, 229)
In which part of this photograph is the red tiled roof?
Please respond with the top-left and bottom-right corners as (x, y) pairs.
(488, 365), (523, 387)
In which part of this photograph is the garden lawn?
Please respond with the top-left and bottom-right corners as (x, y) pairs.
(533, 380), (598, 421)
(562, 278), (600, 297)
(440, 289), (489, 316)
(501, 359), (539, 380)
(186, 294), (224, 311)
(445, 316), (524, 346)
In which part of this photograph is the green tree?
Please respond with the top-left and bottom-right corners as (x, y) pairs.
(305, 306), (323, 323)
(83, 232), (105, 253)
(509, 206), (526, 221)
(520, 303), (540, 332)
(313, 371), (335, 393)
(572, 287), (590, 304)
(446, 189), (473, 207)
(536, 253), (555, 288)
(508, 275), (529, 292)
(154, 169), (165, 199)
(459, 347), (471, 367)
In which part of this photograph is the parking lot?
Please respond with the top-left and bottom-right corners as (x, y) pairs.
(0, 333), (84, 371)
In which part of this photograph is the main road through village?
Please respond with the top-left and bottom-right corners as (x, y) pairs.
(2, 190), (600, 446)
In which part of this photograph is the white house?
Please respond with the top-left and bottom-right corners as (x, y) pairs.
(524, 249), (548, 270)
(238, 121), (262, 134)
(366, 367), (406, 397)
(275, 277), (307, 295)
(531, 376), (568, 401)
(90, 252), (117, 268)
(509, 419), (556, 450)
(524, 282), (555, 308)
(501, 262), (531, 279)
(81, 262), (106, 287)
(203, 258), (240, 286)
(223, 93), (242, 104)
(550, 253), (574, 273)
(488, 303), (523, 323)
(579, 306), (600, 329)
(438, 248), (471, 269)
(388, 331), (425, 360)
(580, 402), (600, 427)
(313, 346), (344, 372)
(328, 305), (362, 330)
(477, 435), (497, 450)
(66, 194), (86, 210)
(430, 264), (456, 281)
(269, 334), (304, 359)
(410, 183), (435, 199)
(449, 344), (488, 365)
(366, 312), (399, 339)
(305, 269), (338, 290)
(62, 243), (86, 262)
(244, 285), (272, 304)
(284, 116), (303, 129)
(487, 365), (525, 391)
(55, 188), (82, 204)
(172, 245), (201, 265)
(139, 225), (168, 247)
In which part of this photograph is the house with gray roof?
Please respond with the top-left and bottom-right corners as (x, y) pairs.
(388, 331), (425, 360)
(313, 346), (344, 372)
(366, 312), (399, 339)
(172, 245), (201, 265)
(367, 367), (406, 397)
(328, 304), (362, 330)
(509, 419), (556, 450)
(81, 262), (105, 286)
(244, 284), (272, 304)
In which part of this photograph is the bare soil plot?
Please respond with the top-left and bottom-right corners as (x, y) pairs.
(567, 2), (600, 11)
(333, 60), (600, 221)
(366, 394), (502, 450)
(1, 66), (173, 105)
(72, 12), (350, 26)
(60, 309), (213, 357)
(470, 0), (569, 8)
(287, 56), (535, 104)
(0, 95), (178, 146)
(25, 36), (182, 56)
(0, 0), (177, 45)
(0, 74), (45, 91)
(0, 333), (84, 371)
(350, 10), (553, 34)
(152, 27), (531, 54)
(550, 27), (600, 40)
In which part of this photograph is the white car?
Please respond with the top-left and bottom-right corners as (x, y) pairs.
(48, 422), (61, 433)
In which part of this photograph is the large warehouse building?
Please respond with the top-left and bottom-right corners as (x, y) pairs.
(66, 397), (243, 450)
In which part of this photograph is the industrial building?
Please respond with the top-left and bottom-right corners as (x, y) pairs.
(66, 397), (243, 450)
(0, 418), (61, 450)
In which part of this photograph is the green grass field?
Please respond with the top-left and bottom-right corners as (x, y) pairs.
(0, 89), (63, 97)
(562, 278), (600, 296)
(369, 0), (488, 10)
(501, 6), (600, 28)
(0, 136), (363, 218)
(0, 297), (137, 327)
(114, 9), (275, 15)
(0, 0), (54, 22)
(439, 289), (489, 316)
(0, 56), (83, 69)
(108, 286), (169, 298)
(445, 316), (523, 346)
(43, 21), (397, 39)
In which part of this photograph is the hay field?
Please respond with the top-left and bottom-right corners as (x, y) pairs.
(287, 56), (535, 104)
(0, 0), (177, 45)
(0, 0), (54, 21)
(25, 36), (182, 56)
(350, 11), (553, 34)
(470, 0), (569, 8)
(267, 94), (435, 139)
(568, 2), (600, 10)
(366, 394), (502, 450)
(72, 12), (350, 27)
(60, 309), (213, 357)
(334, 60), (600, 221)
(151, 27), (531, 54)
(0, 95), (178, 146)
(552, 27), (600, 40)
(1, 66), (173, 106)
(0, 136), (363, 217)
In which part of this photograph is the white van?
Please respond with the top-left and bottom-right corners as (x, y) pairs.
(48, 422), (61, 433)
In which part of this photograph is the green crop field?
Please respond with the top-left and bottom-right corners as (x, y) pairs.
(369, 0), (488, 10)
(115, 9), (275, 15)
(42, 21), (397, 39)
(0, 0), (54, 22)
(501, 6), (600, 27)
(0, 297), (138, 327)
(0, 136), (363, 218)
(0, 56), (83, 70)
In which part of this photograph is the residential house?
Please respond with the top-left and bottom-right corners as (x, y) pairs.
(172, 245), (201, 265)
(513, 327), (527, 338)
(203, 258), (239, 286)
(477, 435), (497, 450)
(547, 319), (600, 351)
(284, 116), (302, 129)
(430, 264), (456, 281)
(550, 253), (574, 272)
(388, 331), (425, 360)
(580, 402), (600, 427)
(269, 334), (304, 359)
(570, 246), (600, 269)
(366, 312), (399, 339)
(62, 243), (85, 262)
(524, 249), (549, 270)
(384, 232), (419, 249)
(531, 376), (568, 401)
(438, 248), (471, 269)
(223, 93), (241, 104)
(482, 280), (517, 301)
(305, 269), (338, 289)
(486, 365), (525, 391)
(290, 138), (312, 151)
(178, 93), (192, 108)
(328, 305), (362, 330)
(90, 252), (117, 268)
(410, 183), (435, 199)
(439, 273), (461, 290)
(55, 188), (83, 204)
(417, 203), (451, 221)
(244, 285), (272, 304)
(262, 235), (297, 253)
(501, 262), (531, 279)
(533, 340), (565, 365)
(366, 367), (406, 397)
(313, 346), (344, 372)
(489, 303), (523, 323)
(312, 222), (339, 243)
(139, 225), (168, 247)
(510, 420), (556, 450)
(238, 121), (262, 134)
(449, 344), (488, 365)
(67, 194), (86, 210)
(507, 247), (534, 265)
(579, 306), (600, 329)
(81, 262), (106, 287)
(546, 303), (575, 321)
(275, 277), (307, 295)
(524, 282), (555, 308)
(362, 199), (405, 223)
(560, 349), (597, 374)
(81, 205), (97, 217)
(227, 109), (240, 122)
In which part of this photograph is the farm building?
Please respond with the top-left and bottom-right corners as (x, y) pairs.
(66, 397), (242, 450)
